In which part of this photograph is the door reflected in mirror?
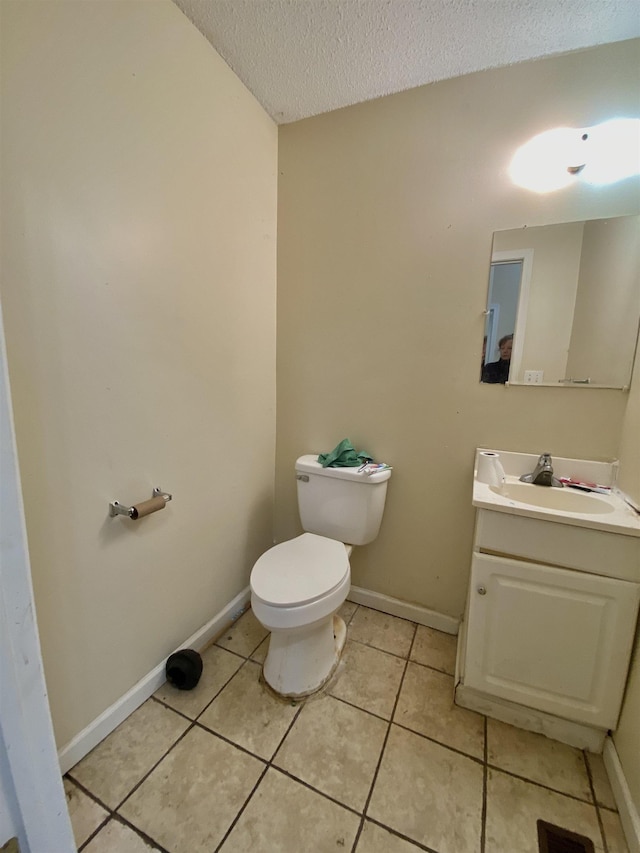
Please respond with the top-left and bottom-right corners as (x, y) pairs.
(481, 260), (522, 383)
(480, 215), (640, 388)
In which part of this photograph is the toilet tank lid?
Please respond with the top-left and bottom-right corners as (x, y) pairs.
(296, 455), (392, 482)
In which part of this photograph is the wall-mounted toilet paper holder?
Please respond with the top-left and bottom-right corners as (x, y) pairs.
(109, 487), (172, 520)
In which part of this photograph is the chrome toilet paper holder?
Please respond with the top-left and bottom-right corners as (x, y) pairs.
(109, 487), (172, 519)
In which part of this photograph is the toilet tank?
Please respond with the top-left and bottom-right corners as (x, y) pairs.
(295, 455), (391, 546)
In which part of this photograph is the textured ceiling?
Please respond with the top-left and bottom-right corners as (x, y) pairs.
(172, 0), (640, 124)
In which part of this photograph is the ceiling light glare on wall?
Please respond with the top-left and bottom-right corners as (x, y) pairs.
(509, 118), (640, 193)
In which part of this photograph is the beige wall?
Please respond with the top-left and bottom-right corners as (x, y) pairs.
(0, 1), (277, 747)
(615, 332), (640, 810)
(276, 39), (639, 619)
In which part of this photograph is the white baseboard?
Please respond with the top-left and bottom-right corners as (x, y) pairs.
(348, 586), (459, 635)
(59, 584), (457, 774)
(58, 586), (251, 775)
(604, 737), (640, 853)
(455, 684), (607, 752)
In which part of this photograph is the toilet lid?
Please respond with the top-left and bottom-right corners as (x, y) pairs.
(251, 533), (349, 607)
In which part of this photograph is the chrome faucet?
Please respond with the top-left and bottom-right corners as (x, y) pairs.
(519, 453), (563, 487)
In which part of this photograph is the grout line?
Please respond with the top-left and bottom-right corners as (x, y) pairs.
(153, 655), (266, 728)
(363, 816), (441, 853)
(213, 763), (270, 852)
(95, 713), (270, 851)
(211, 644), (251, 661)
(347, 634), (457, 677)
(405, 619), (419, 667)
(330, 692), (395, 724)
(350, 621), (418, 853)
(193, 657), (257, 722)
(583, 750), (596, 807)
(271, 765), (363, 818)
(584, 750), (610, 853)
(406, 654), (460, 677)
(66, 776), (169, 853)
(102, 813), (171, 853)
(192, 719), (270, 765)
(150, 694), (196, 722)
(342, 603), (359, 627)
(200, 686), (307, 837)
(214, 698), (307, 850)
(64, 774), (113, 816)
(268, 696), (307, 765)
(213, 638), (268, 662)
(487, 762), (599, 807)
(391, 720), (485, 768)
(114, 722), (198, 813)
(346, 636), (417, 663)
(77, 813), (111, 852)
(211, 606), (269, 661)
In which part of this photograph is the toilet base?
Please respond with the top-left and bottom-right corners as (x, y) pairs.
(262, 614), (347, 699)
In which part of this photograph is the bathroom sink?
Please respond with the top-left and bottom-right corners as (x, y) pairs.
(489, 482), (614, 515)
(472, 449), (640, 536)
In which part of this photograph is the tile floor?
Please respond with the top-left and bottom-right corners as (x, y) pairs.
(64, 603), (630, 853)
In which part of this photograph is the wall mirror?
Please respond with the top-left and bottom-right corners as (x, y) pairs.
(480, 215), (640, 388)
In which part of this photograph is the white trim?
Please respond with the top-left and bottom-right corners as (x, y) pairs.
(0, 303), (76, 852)
(58, 587), (251, 774)
(455, 684), (606, 752)
(603, 737), (640, 853)
(347, 586), (459, 635)
(59, 585), (459, 774)
(484, 302), (500, 364)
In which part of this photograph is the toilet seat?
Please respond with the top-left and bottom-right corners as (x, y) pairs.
(251, 533), (349, 607)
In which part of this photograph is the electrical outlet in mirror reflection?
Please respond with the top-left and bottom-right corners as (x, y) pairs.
(524, 370), (544, 384)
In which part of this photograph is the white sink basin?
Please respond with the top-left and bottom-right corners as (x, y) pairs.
(489, 482), (614, 515)
(472, 449), (640, 536)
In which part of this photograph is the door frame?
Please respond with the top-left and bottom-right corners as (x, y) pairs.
(490, 248), (534, 383)
(0, 301), (75, 852)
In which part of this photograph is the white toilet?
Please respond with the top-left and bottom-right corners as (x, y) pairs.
(250, 454), (391, 698)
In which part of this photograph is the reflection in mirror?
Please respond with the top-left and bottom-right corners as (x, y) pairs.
(480, 215), (640, 388)
(481, 260), (523, 383)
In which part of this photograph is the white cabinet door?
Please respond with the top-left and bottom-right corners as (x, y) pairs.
(464, 553), (640, 729)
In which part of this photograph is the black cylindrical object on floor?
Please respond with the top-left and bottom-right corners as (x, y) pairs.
(165, 649), (203, 690)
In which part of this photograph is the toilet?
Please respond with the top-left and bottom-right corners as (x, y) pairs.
(250, 454), (391, 698)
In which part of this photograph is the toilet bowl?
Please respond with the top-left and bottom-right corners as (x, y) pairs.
(251, 533), (351, 698)
(250, 453), (391, 699)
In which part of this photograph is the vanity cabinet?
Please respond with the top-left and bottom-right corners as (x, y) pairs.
(459, 509), (640, 732)
(465, 552), (639, 728)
